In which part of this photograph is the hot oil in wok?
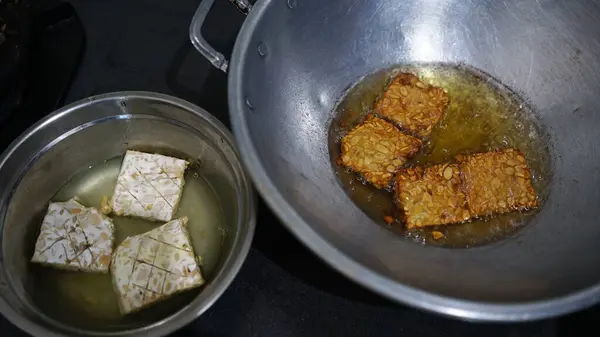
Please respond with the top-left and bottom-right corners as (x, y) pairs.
(328, 64), (552, 248)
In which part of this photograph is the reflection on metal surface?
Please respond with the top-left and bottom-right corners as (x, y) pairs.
(189, 0), (230, 72)
(214, 0), (600, 322)
(190, 0), (254, 72)
(230, 0), (253, 14)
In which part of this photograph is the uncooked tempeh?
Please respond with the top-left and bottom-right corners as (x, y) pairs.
(111, 216), (204, 315)
(31, 198), (115, 272)
(111, 150), (189, 222)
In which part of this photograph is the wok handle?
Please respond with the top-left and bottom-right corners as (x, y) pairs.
(189, 0), (252, 73)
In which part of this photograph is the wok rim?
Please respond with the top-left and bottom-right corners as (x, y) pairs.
(227, 0), (600, 322)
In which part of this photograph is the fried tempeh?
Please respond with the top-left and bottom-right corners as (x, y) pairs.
(375, 73), (449, 138)
(456, 148), (537, 217)
(395, 164), (471, 229)
(340, 116), (422, 189)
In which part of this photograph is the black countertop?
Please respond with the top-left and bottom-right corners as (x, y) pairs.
(0, 0), (597, 336)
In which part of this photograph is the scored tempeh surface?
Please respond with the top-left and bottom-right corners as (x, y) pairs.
(31, 198), (115, 272)
(110, 216), (204, 315)
(111, 150), (189, 222)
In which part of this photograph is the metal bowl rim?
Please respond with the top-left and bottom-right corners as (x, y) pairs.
(0, 91), (256, 336)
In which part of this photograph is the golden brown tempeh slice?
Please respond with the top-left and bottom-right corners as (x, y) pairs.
(375, 73), (449, 138)
(395, 164), (471, 229)
(456, 148), (537, 217)
(340, 115), (422, 189)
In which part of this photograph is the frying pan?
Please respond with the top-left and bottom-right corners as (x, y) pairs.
(190, 0), (600, 321)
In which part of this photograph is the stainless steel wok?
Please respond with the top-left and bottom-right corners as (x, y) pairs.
(190, 0), (600, 321)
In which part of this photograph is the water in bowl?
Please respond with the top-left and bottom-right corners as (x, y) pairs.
(30, 154), (226, 330)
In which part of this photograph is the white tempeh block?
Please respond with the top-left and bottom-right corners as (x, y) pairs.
(110, 216), (204, 315)
(111, 150), (188, 222)
(31, 198), (115, 273)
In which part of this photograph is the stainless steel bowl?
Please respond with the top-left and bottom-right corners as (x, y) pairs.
(0, 92), (255, 336)
(191, 0), (600, 321)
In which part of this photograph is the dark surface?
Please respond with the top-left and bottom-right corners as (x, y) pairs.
(0, 0), (85, 148)
(0, 0), (596, 336)
(0, 0), (34, 124)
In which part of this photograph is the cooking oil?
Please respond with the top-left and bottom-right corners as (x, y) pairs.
(31, 155), (226, 330)
(329, 63), (552, 248)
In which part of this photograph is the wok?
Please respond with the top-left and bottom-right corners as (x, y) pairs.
(191, 0), (600, 321)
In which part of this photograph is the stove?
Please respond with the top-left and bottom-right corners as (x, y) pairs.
(0, 0), (596, 336)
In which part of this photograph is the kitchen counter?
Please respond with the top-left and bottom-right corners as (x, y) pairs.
(0, 0), (595, 336)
